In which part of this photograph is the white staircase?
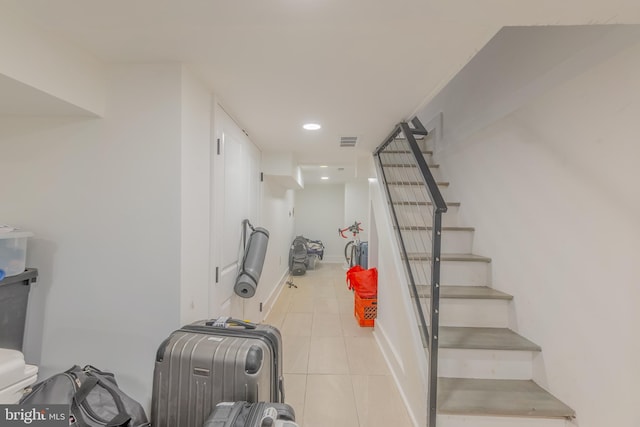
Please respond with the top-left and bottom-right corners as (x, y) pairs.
(378, 140), (575, 426)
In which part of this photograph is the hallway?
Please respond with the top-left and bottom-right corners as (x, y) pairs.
(264, 262), (413, 427)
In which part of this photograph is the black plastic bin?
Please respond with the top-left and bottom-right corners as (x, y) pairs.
(0, 268), (37, 351)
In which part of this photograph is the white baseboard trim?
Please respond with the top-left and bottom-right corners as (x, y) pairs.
(373, 321), (420, 427)
(261, 268), (290, 323)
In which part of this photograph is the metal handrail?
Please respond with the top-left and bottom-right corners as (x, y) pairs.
(375, 150), (430, 344)
(374, 118), (447, 427)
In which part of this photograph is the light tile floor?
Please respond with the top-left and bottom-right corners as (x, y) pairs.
(265, 262), (413, 427)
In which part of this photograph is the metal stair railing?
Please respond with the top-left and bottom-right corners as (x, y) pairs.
(373, 118), (447, 427)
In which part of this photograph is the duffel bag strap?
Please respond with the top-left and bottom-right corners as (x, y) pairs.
(83, 365), (119, 386)
(71, 376), (132, 427)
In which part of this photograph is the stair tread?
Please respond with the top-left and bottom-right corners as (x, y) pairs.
(396, 226), (475, 231)
(406, 253), (491, 262)
(383, 150), (433, 155)
(392, 201), (461, 206)
(440, 327), (541, 351)
(387, 181), (449, 186)
(381, 163), (440, 168)
(438, 378), (575, 419)
(415, 285), (513, 300)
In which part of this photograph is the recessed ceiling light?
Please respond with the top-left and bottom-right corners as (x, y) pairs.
(320, 165), (328, 168)
(321, 176), (329, 180)
(303, 123), (321, 130)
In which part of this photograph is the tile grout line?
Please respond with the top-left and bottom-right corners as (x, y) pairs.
(282, 264), (379, 426)
(340, 271), (368, 427)
(344, 323), (365, 427)
(306, 282), (324, 425)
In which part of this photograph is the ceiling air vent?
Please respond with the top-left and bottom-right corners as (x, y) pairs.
(339, 136), (358, 147)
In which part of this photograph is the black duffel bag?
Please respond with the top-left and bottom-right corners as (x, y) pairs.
(20, 365), (150, 427)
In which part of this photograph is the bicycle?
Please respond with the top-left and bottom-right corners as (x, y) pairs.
(338, 221), (363, 267)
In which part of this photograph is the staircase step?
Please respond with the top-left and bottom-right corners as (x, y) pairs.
(417, 287), (511, 328)
(387, 181), (449, 187)
(399, 228), (474, 255)
(416, 285), (512, 300)
(381, 163), (440, 168)
(382, 150), (433, 155)
(397, 225), (474, 232)
(387, 182), (451, 204)
(392, 201), (460, 207)
(438, 328), (539, 379)
(391, 201), (461, 227)
(381, 163), (444, 179)
(407, 255), (491, 286)
(405, 253), (491, 262)
(438, 378), (575, 419)
(406, 231), (474, 252)
(439, 348), (534, 379)
(438, 414), (569, 427)
(440, 327), (541, 352)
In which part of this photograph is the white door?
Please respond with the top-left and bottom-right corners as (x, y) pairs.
(210, 106), (261, 317)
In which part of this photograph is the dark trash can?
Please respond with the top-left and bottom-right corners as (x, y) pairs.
(355, 241), (368, 269)
(0, 268), (37, 351)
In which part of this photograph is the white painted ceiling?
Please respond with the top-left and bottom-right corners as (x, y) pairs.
(2, 0), (640, 174)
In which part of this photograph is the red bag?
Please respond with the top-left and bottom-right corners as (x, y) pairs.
(346, 266), (377, 298)
(346, 265), (363, 291)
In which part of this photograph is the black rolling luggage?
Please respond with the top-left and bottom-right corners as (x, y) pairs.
(288, 236), (308, 276)
(151, 317), (284, 427)
(204, 401), (298, 427)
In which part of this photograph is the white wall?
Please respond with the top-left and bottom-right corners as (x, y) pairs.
(0, 5), (106, 116)
(417, 25), (640, 149)
(295, 184), (346, 263)
(417, 29), (640, 427)
(0, 64), (185, 408)
(252, 181), (296, 322)
(344, 179), (370, 242)
(293, 179), (370, 265)
(0, 61), (301, 413)
(369, 177), (429, 427)
(179, 67), (212, 325)
(262, 152), (303, 189)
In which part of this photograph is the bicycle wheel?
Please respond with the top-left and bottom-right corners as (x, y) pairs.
(344, 241), (355, 266)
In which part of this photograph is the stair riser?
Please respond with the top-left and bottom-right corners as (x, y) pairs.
(399, 229), (473, 254)
(378, 152), (433, 166)
(420, 298), (510, 328)
(392, 204), (460, 227)
(410, 260), (490, 286)
(387, 184), (450, 203)
(438, 415), (569, 427)
(439, 349), (534, 380)
(383, 165), (444, 181)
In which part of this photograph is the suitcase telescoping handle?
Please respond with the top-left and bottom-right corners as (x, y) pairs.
(205, 316), (257, 329)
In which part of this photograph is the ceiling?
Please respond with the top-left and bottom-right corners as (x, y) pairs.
(2, 0), (640, 179)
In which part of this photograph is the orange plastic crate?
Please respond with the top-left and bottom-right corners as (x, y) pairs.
(354, 293), (377, 327)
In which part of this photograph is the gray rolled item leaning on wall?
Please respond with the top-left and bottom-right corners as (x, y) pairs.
(235, 226), (270, 298)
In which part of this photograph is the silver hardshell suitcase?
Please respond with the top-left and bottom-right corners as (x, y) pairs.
(151, 317), (284, 427)
(204, 401), (298, 427)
